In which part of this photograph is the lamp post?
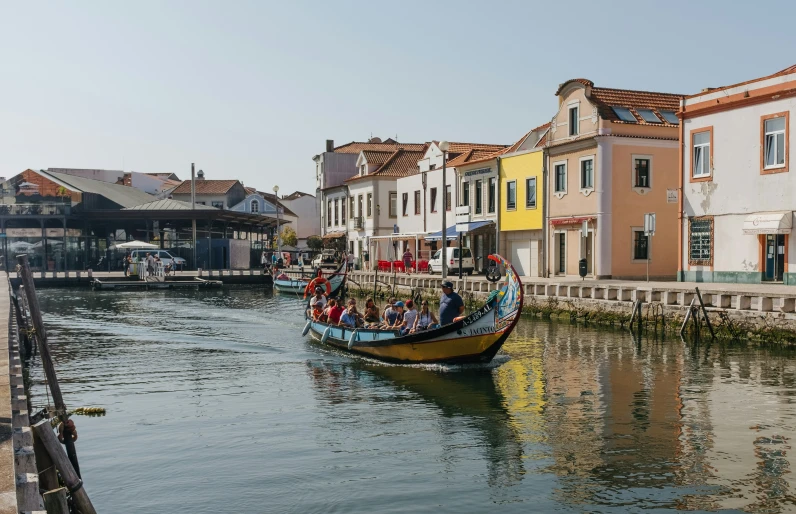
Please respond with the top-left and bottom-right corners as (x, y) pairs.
(439, 140), (450, 279)
(273, 185), (281, 259)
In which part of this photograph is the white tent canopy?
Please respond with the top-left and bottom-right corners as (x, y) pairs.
(111, 240), (158, 249)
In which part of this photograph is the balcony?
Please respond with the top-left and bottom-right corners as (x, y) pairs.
(352, 217), (364, 229)
(0, 203), (71, 216)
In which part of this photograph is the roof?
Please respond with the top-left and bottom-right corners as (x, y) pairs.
(685, 63), (796, 100)
(446, 147), (507, 168)
(124, 199), (218, 211)
(41, 170), (156, 208)
(282, 191), (314, 200)
(171, 179), (240, 195)
(555, 78), (594, 95)
(361, 150), (395, 166)
(346, 148), (427, 182)
(331, 141), (427, 154)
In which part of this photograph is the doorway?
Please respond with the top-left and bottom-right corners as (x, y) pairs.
(764, 234), (786, 281)
(554, 232), (566, 275)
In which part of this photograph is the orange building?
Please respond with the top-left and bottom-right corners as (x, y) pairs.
(546, 79), (682, 279)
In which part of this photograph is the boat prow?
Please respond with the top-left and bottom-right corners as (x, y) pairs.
(303, 254), (523, 365)
(274, 260), (347, 297)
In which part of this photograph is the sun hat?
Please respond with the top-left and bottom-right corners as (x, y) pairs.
(394, 301), (405, 308)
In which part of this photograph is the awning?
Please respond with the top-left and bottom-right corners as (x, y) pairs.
(425, 221), (494, 242)
(550, 216), (595, 226)
(370, 233), (425, 241)
(322, 232), (346, 239)
(742, 212), (793, 235)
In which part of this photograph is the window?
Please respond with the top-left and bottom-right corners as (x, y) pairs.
(388, 192), (397, 217)
(445, 185), (451, 211)
(250, 200), (259, 213)
(526, 178), (536, 208)
(688, 217), (713, 266)
(612, 107), (637, 123)
(211, 201), (224, 208)
(360, 164), (366, 175)
(637, 109), (661, 123)
(430, 187), (438, 212)
(462, 182), (469, 207)
(414, 190), (421, 215)
(580, 159), (593, 189)
(660, 111), (679, 125)
(568, 105), (579, 136)
(367, 193), (372, 217)
(506, 181), (516, 210)
(402, 193), (408, 216)
(488, 177), (496, 213)
(554, 163), (567, 193)
(762, 113), (788, 172)
(357, 195), (363, 218)
(334, 198), (339, 225)
(341, 201), (346, 223)
(692, 129), (712, 179)
(327, 200), (332, 227)
(634, 158), (650, 188)
(474, 180), (482, 214)
(350, 197), (355, 220)
(633, 230), (649, 260)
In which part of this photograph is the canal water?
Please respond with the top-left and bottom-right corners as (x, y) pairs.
(30, 287), (796, 513)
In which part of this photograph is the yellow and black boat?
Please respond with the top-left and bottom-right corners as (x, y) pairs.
(302, 254), (523, 364)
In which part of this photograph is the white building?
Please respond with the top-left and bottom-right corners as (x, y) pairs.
(680, 64), (796, 285)
(279, 191), (318, 247)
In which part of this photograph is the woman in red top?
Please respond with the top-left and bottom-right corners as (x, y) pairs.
(324, 298), (346, 325)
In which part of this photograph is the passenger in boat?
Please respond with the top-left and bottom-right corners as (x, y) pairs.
(399, 300), (417, 336)
(311, 301), (325, 321)
(338, 305), (358, 328)
(363, 298), (380, 326)
(382, 297), (397, 324)
(383, 301), (404, 329)
(326, 298), (345, 325)
(345, 298), (365, 327)
(439, 281), (464, 326)
(411, 301), (438, 333)
(311, 287), (328, 309)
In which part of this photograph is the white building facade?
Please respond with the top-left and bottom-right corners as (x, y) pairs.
(680, 65), (796, 285)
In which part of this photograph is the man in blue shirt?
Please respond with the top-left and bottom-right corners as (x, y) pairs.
(439, 281), (464, 325)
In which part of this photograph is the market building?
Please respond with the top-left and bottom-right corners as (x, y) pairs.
(679, 65), (796, 284)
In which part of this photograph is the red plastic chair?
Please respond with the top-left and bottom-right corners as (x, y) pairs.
(377, 260), (390, 272)
(393, 261), (405, 272)
(417, 260), (429, 273)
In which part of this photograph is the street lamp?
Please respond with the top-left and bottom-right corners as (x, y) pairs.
(273, 185), (281, 259)
(439, 140), (450, 279)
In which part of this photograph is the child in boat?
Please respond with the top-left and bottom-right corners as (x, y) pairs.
(311, 301), (325, 321)
(411, 301), (438, 333)
(399, 300), (417, 336)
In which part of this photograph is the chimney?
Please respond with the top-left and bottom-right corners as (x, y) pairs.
(123, 172), (132, 187)
(325, 139), (334, 152)
(197, 169), (205, 180)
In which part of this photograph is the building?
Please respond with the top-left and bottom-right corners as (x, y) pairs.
(679, 65), (796, 284)
(278, 191), (318, 247)
(47, 168), (180, 199)
(546, 79), (682, 279)
(498, 124), (549, 277)
(170, 173), (247, 209)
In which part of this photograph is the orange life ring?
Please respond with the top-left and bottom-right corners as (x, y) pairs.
(304, 277), (331, 298)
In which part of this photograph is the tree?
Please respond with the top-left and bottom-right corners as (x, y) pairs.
(280, 226), (298, 247)
(307, 235), (323, 252)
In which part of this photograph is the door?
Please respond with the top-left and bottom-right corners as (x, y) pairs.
(555, 233), (566, 275)
(764, 234), (785, 281)
(583, 232), (593, 275)
(510, 240), (531, 277)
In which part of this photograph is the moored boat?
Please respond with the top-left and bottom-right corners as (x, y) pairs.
(302, 254), (523, 364)
(273, 260), (347, 297)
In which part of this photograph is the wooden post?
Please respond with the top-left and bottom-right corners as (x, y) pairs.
(680, 298), (695, 336)
(32, 420), (96, 514)
(629, 300), (639, 329)
(43, 487), (69, 514)
(33, 429), (59, 492)
(10, 293), (31, 359)
(694, 287), (715, 339)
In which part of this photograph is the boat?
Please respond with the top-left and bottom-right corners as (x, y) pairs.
(302, 254), (523, 364)
(273, 260), (347, 297)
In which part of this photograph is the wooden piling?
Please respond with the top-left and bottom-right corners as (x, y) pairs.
(694, 287), (715, 339)
(32, 420), (96, 514)
(680, 298), (695, 336)
(32, 429), (59, 492)
(43, 488), (69, 514)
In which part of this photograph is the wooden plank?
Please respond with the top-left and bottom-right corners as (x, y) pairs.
(43, 488), (69, 514)
(680, 298), (695, 336)
(31, 421), (95, 514)
(694, 287), (716, 339)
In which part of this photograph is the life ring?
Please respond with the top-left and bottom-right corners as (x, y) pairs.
(304, 277), (331, 298)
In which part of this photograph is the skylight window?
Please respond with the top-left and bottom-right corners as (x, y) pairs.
(612, 107), (637, 123)
(637, 109), (661, 123)
(660, 111), (680, 124)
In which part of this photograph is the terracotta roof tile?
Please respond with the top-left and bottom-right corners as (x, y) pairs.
(346, 148), (428, 182)
(171, 179), (240, 195)
(361, 150), (394, 165)
(555, 78), (594, 95)
(447, 147), (507, 168)
(684, 63), (796, 100)
(332, 141), (426, 154)
(589, 86), (683, 127)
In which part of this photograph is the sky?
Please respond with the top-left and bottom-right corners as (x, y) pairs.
(2, 0), (795, 195)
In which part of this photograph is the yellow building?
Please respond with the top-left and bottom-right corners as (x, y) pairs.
(498, 124), (549, 277)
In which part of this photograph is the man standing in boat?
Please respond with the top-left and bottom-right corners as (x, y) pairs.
(439, 281), (464, 326)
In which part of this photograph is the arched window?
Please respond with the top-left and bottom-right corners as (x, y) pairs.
(251, 200), (259, 213)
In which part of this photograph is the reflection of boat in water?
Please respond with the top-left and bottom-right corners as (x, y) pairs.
(303, 254), (523, 364)
(307, 360), (525, 487)
(273, 260), (346, 296)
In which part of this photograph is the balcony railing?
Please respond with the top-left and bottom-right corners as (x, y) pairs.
(0, 203), (71, 216)
(352, 217), (364, 229)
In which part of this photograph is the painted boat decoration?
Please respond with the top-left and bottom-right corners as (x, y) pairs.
(303, 254), (523, 364)
(273, 260), (347, 297)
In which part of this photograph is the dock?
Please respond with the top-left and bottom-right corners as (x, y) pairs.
(7, 268), (274, 289)
(90, 277), (223, 290)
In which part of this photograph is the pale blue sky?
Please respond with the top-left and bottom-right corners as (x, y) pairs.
(2, 0), (794, 195)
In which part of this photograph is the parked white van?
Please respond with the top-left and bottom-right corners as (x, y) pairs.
(428, 247), (474, 275)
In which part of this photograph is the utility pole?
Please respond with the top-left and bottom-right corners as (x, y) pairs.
(439, 141), (450, 279)
(191, 163), (197, 270)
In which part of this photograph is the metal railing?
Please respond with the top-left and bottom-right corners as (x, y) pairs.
(352, 217), (364, 229)
(0, 203), (71, 216)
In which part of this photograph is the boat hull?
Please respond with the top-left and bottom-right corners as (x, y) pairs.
(274, 262), (346, 297)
